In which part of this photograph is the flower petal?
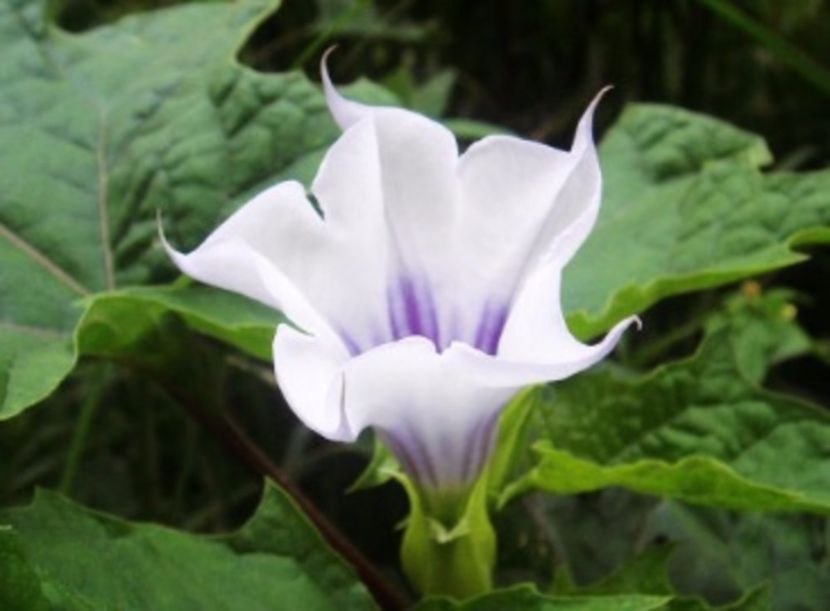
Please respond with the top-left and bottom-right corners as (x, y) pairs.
(272, 325), (353, 441)
(337, 337), (515, 489)
(445, 314), (636, 389)
(162, 181), (339, 345)
(455, 139), (571, 292)
(165, 126), (403, 353)
(445, 258), (639, 387)
(364, 109), (460, 272)
(320, 48), (373, 130)
(449, 92), (607, 346)
(311, 83), (462, 346)
(272, 328), (513, 486)
(532, 88), (609, 268)
(306, 118), (398, 350)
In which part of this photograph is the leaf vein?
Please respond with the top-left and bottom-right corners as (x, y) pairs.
(0, 222), (90, 296)
(96, 111), (115, 290)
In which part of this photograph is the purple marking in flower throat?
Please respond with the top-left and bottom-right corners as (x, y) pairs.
(388, 276), (442, 347)
(336, 329), (363, 356)
(385, 275), (510, 356)
(383, 427), (441, 490)
(472, 302), (509, 355)
(458, 407), (502, 483)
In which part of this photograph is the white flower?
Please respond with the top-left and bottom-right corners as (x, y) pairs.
(164, 58), (638, 493)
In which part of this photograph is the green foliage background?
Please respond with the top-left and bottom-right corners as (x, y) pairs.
(1, 0), (829, 609)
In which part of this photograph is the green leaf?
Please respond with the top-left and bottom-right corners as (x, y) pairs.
(410, 69), (458, 117)
(0, 329), (75, 422)
(553, 546), (771, 611)
(348, 433), (397, 492)
(703, 287), (812, 384)
(442, 118), (513, 139)
(650, 502), (829, 611)
(80, 284), (282, 361)
(0, 282), (280, 422)
(500, 328), (830, 513)
(309, 0), (428, 45)
(565, 104), (830, 338)
(494, 488), (782, 611)
(0, 0), (369, 419)
(0, 527), (50, 611)
(553, 547), (675, 597)
(0, 481), (377, 610)
(488, 388), (545, 498)
(666, 589), (770, 611)
(413, 584), (670, 611)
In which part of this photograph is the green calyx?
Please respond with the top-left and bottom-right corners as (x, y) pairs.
(398, 471), (496, 600)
